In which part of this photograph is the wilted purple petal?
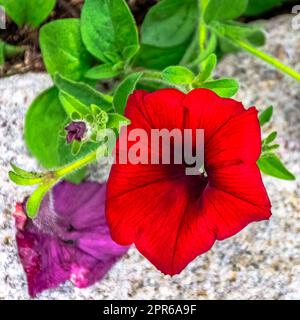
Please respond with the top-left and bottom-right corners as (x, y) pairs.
(13, 181), (129, 297)
(65, 121), (87, 144)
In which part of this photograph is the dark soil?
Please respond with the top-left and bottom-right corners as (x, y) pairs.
(0, 0), (296, 77)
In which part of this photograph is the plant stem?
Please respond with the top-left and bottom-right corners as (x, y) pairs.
(231, 38), (300, 82)
(142, 70), (163, 80)
(198, 0), (209, 52)
(56, 150), (98, 178)
(139, 70), (187, 91)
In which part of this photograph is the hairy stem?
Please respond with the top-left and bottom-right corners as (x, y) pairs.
(55, 150), (98, 178)
(198, 0), (209, 53)
(230, 38), (300, 82)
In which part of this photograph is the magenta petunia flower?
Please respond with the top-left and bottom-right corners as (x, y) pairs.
(13, 181), (129, 297)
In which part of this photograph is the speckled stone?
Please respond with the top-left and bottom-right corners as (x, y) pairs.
(0, 15), (299, 300)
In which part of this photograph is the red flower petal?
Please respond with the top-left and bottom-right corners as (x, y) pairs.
(205, 163), (271, 240)
(205, 107), (262, 168)
(125, 89), (186, 132)
(183, 89), (244, 141)
(107, 166), (215, 275)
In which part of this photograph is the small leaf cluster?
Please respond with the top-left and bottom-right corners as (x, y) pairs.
(162, 54), (239, 98)
(258, 106), (295, 181)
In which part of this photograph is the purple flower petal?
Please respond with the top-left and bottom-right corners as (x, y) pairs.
(13, 181), (129, 297)
(65, 121), (87, 144)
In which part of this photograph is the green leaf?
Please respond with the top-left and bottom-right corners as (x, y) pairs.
(195, 53), (217, 83)
(246, 29), (266, 47)
(81, 0), (139, 64)
(8, 171), (43, 186)
(0, 40), (24, 65)
(57, 136), (100, 170)
(54, 74), (113, 111)
(258, 154), (295, 181)
(0, 42), (4, 65)
(65, 168), (87, 184)
(245, 0), (282, 16)
(141, 0), (198, 48)
(264, 144), (280, 152)
(199, 78), (239, 97)
(113, 72), (143, 114)
(204, 0), (248, 23)
(90, 104), (103, 115)
(135, 43), (189, 70)
(40, 19), (93, 81)
(162, 66), (195, 85)
(259, 105), (273, 126)
(264, 131), (277, 144)
(107, 113), (130, 132)
(59, 91), (90, 119)
(85, 63), (123, 80)
(0, 40), (24, 66)
(71, 140), (82, 156)
(212, 21), (266, 45)
(10, 163), (43, 179)
(25, 87), (91, 184)
(0, 0), (56, 27)
(25, 87), (67, 169)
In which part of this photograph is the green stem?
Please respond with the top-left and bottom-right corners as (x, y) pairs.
(231, 38), (300, 82)
(198, 0), (209, 52)
(56, 150), (98, 178)
(139, 70), (187, 92)
(142, 70), (163, 79)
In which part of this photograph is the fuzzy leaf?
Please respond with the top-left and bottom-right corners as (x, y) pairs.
(195, 53), (217, 83)
(25, 87), (67, 169)
(199, 78), (239, 97)
(135, 43), (189, 70)
(8, 171), (43, 186)
(162, 66), (195, 85)
(85, 63), (122, 80)
(59, 91), (90, 119)
(141, 0), (198, 48)
(204, 0), (248, 23)
(212, 21), (266, 46)
(81, 0), (139, 64)
(54, 74), (112, 111)
(24, 87), (89, 184)
(40, 19), (93, 81)
(0, 0), (56, 27)
(245, 0), (282, 16)
(113, 72), (143, 114)
(107, 113), (130, 132)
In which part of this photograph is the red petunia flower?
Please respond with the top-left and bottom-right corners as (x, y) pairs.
(106, 88), (271, 276)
